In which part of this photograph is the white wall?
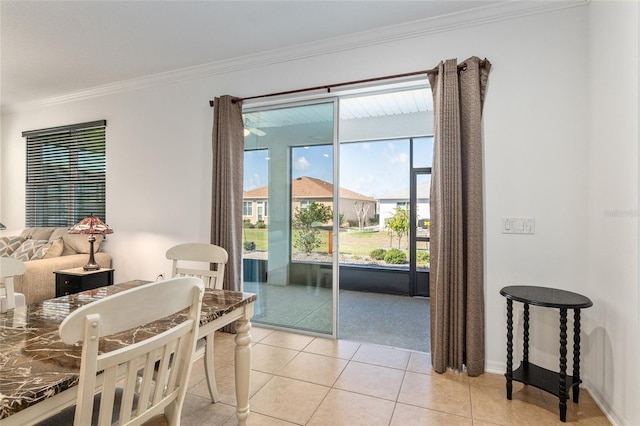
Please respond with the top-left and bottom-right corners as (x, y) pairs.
(1, 3), (638, 424)
(586, 2), (639, 425)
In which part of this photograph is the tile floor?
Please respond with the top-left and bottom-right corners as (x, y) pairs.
(181, 327), (610, 425)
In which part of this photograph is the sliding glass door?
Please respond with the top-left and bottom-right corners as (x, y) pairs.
(241, 83), (432, 348)
(242, 100), (338, 336)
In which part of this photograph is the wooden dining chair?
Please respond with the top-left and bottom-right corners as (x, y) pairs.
(165, 242), (228, 403)
(166, 242), (227, 290)
(38, 277), (204, 426)
(0, 257), (27, 312)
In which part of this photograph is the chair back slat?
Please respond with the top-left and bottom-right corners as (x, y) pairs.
(57, 277), (204, 425)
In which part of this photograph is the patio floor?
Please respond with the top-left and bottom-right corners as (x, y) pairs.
(244, 281), (430, 353)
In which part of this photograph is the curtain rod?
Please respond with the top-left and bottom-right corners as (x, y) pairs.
(208, 68), (434, 107)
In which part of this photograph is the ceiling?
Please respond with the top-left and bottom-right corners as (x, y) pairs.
(1, 1), (508, 110)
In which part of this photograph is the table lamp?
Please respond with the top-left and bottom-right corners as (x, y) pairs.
(68, 215), (113, 271)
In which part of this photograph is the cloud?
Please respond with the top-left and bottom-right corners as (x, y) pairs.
(390, 152), (409, 165)
(294, 156), (311, 171)
(247, 173), (263, 190)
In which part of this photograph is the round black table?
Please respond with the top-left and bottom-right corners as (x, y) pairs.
(500, 285), (593, 423)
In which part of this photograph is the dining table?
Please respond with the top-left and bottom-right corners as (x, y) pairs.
(0, 279), (257, 425)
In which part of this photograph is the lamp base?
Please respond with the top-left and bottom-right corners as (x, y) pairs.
(83, 262), (101, 271)
(83, 236), (101, 271)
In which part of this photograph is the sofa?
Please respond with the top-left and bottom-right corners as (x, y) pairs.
(0, 227), (112, 305)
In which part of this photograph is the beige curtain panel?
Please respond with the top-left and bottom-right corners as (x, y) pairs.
(427, 57), (491, 376)
(211, 95), (244, 304)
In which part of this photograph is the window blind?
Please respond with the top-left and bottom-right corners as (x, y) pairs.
(22, 120), (107, 227)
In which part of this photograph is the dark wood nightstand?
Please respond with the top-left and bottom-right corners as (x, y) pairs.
(55, 267), (115, 297)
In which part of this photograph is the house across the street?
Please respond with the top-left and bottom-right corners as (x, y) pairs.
(243, 176), (376, 226)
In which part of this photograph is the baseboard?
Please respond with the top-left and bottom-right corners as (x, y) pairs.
(484, 360), (504, 376)
(582, 381), (625, 426)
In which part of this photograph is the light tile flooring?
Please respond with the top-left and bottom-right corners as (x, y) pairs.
(181, 327), (610, 425)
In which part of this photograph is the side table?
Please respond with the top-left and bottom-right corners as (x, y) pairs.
(500, 285), (592, 422)
(55, 267), (115, 297)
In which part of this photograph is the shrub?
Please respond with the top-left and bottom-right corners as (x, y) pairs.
(369, 248), (386, 260)
(243, 220), (255, 229)
(256, 221), (266, 229)
(416, 250), (430, 267)
(243, 241), (256, 251)
(384, 248), (407, 264)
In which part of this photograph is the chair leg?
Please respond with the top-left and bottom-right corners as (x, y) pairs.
(204, 334), (219, 402)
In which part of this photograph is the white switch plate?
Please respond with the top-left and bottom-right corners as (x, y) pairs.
(503, 218), (535, 234)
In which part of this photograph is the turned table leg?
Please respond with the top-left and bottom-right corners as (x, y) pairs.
(523, 303), (530, 365)
(506, 299), (513, 400)
(573, 309), (582, 403)
(235, 318), (252, 426)
(559, 308), (568, 422)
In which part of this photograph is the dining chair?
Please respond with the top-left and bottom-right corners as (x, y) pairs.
(38, 277), (204, 426)
(0, 257), (27, 312)
(165, 242), (228, 403)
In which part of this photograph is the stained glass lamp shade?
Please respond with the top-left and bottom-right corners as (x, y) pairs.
(68, 215), (113, 271)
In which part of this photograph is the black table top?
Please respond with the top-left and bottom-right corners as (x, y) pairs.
(500, 285), (593, 309)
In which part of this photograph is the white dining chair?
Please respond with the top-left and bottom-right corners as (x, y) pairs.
(37, 277), (204, 426)
(165, 242), (228, 403)
(0, 257), (27, 312)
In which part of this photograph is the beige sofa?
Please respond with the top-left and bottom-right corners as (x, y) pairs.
(0, 227), (112, 305)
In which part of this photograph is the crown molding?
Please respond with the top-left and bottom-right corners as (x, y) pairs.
(3, 0), (588, 114)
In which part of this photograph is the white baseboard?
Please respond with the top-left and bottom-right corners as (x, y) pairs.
(582, 381), (625, 426)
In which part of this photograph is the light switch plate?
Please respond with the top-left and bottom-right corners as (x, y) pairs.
(503, 218), (535, 234)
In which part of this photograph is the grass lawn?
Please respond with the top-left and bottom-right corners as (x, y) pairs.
(242, 228), (269, 250)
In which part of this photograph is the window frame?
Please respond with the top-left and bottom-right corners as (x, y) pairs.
(299, 200), (314, 210)
(22, 120), (107, 227)
(243, 201), (253, 217)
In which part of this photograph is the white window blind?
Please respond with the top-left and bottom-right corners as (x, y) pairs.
(22, 120), (107, 227)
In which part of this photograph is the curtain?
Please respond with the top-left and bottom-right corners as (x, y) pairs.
(427, 57), (491, 376)
(211, 95), (244, 333)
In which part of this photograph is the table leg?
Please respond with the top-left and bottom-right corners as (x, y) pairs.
(559, 308), (568, 422)
(573, 309), (582, 403)
(506, 299), (513, 400)
(235, 318), (252, 426)
(523, 303), (529, 364)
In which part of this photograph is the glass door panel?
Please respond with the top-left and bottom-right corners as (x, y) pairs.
(243, 101), (337, 335)
(411, 170), (431, 297)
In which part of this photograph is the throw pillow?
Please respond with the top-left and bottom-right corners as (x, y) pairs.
(43, 237), (65, 259)
(0, 236), (27, 257)
(30, 237), (64, 260)
(31, 241), (53, 260)
(10, 239), (49, 262)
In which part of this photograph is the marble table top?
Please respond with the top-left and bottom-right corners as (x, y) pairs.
(0, 280), (257, 420)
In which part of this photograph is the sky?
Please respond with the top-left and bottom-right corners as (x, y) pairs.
(244, 137), (433, 198)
